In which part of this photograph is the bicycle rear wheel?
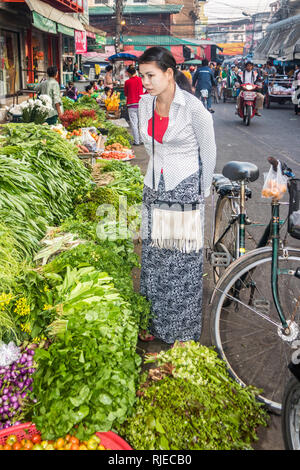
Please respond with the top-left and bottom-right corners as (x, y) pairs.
(210, 247), (300, 412)
(213, 195), (239, 284)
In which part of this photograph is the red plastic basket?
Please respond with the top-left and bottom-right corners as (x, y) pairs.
(0, 422), (132, 450)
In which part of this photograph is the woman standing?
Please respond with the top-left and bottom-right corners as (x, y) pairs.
(138, 47), (216, 343)
(124, 65), (144, 145)
(104, 65), (114, 90)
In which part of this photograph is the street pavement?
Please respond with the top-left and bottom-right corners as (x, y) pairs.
(129, 98), (300, 450)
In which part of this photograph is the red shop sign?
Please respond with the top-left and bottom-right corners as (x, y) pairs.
(75, 30), (87, 54)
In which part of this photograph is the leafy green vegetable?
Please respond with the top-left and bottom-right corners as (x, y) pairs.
(118, 342), (268, 450)
(31, 266), (141, 440)
(0, 123), (92, 257)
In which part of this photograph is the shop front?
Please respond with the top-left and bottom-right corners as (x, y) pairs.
(0, 29), (21, 97)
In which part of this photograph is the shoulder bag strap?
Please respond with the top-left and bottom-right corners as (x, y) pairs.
(152, 97), (202, 196)
(152, 98), (155, 189)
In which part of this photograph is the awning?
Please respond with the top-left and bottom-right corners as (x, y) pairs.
(57, 24), (74, 37)
(254, 13), (300, 62)
(32, 11), (56, 34)
(105, 35), (215, 48)
(25, 0), (85, 32)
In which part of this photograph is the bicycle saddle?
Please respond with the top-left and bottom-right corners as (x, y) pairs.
(222, 161), (259, 182)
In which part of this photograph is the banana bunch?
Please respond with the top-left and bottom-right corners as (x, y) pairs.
(105, 92), (120, 111)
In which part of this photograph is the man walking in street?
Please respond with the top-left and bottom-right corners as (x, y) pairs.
(124, 65), (144, 145)
(192, 58), (216, 113)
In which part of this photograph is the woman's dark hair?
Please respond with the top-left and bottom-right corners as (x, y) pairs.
(126, 65), (136, 75)
(138, 46), (193, 94)
(47, 66), (58, 77)
(85, 84), (92, 92)
(202, 59), (209, 66)
(105, 65), (113, 72)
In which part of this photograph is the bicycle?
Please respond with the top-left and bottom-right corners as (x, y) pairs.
(209, 157), (300, 412)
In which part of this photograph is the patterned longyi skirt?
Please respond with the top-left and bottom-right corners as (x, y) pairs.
(140, 172), (205, 344)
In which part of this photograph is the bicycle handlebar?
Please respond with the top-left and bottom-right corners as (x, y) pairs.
(267, 157), (295, 178)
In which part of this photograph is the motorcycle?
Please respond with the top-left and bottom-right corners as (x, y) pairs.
(237, 82), (261, 126)
(282, 361), (300, 449)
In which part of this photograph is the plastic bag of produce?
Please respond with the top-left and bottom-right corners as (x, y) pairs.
(0, 341), (21, 366)
(261, 161), (288, 200)
(81, 128), (97, 152)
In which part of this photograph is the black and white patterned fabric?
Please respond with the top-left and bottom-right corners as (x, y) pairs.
(140, 172), (204, 344)
(138, 84), (217, 197)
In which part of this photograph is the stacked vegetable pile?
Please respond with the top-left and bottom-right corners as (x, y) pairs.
(0, 119), (151, 440)
(118, 342), (268, 450)
(0, 123), (92, 259)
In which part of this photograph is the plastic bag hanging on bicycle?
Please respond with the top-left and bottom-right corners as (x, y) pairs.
(288, 178), (300, 240)
(261, 160), (288, 199)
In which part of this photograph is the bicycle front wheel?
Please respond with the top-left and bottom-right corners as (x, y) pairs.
(210, 247), (300, 412)
(281, 376), (300, 449)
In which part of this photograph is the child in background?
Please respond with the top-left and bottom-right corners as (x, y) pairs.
(64, 81), (78, 101)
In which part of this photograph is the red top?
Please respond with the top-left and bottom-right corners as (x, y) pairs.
(148, 111), (169, 144)
(124, 75), (143, 106)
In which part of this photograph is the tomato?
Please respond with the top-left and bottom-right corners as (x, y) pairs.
(23, 440), (33, 450)
(32, 444), (43, 450)
(12, 442), (22, 451)
(55, 437), (65, 449)
(31, 434), (41, 444)
(6, 435), (17, 446)
(87, 438), (98, 450)
(3, 444), (12, 450)
(45, 444), (55, 450)
(70, 443), (79, 450)
(70, 436), (79, 446)
(65, 434), (71, 442)
(91, 434), (100, 444)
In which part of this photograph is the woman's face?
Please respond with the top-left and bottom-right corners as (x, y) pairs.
(139, 62), (173, 96)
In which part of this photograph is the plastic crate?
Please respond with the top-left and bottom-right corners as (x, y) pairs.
(0, 422), (132, 450)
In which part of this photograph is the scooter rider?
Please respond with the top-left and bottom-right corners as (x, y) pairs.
(235, 61), (264, 116)
(192, 58), (216, 113)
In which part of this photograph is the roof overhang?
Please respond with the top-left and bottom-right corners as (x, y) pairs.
(25, 0), (85, 31)
(89, 4), (183, 16)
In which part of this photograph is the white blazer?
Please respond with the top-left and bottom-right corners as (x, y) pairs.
(138, 84), (217, 197)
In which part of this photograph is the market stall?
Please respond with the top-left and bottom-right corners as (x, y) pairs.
(0, 90), (270, 451)
(264, 74), (294, 108)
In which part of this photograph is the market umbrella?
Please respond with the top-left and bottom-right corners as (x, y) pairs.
(108, 53), (138, 62)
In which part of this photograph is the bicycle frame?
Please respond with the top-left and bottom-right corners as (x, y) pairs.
(212, 182), (294, 331)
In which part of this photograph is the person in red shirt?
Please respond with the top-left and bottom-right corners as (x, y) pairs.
(124, 65), (144, 145)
